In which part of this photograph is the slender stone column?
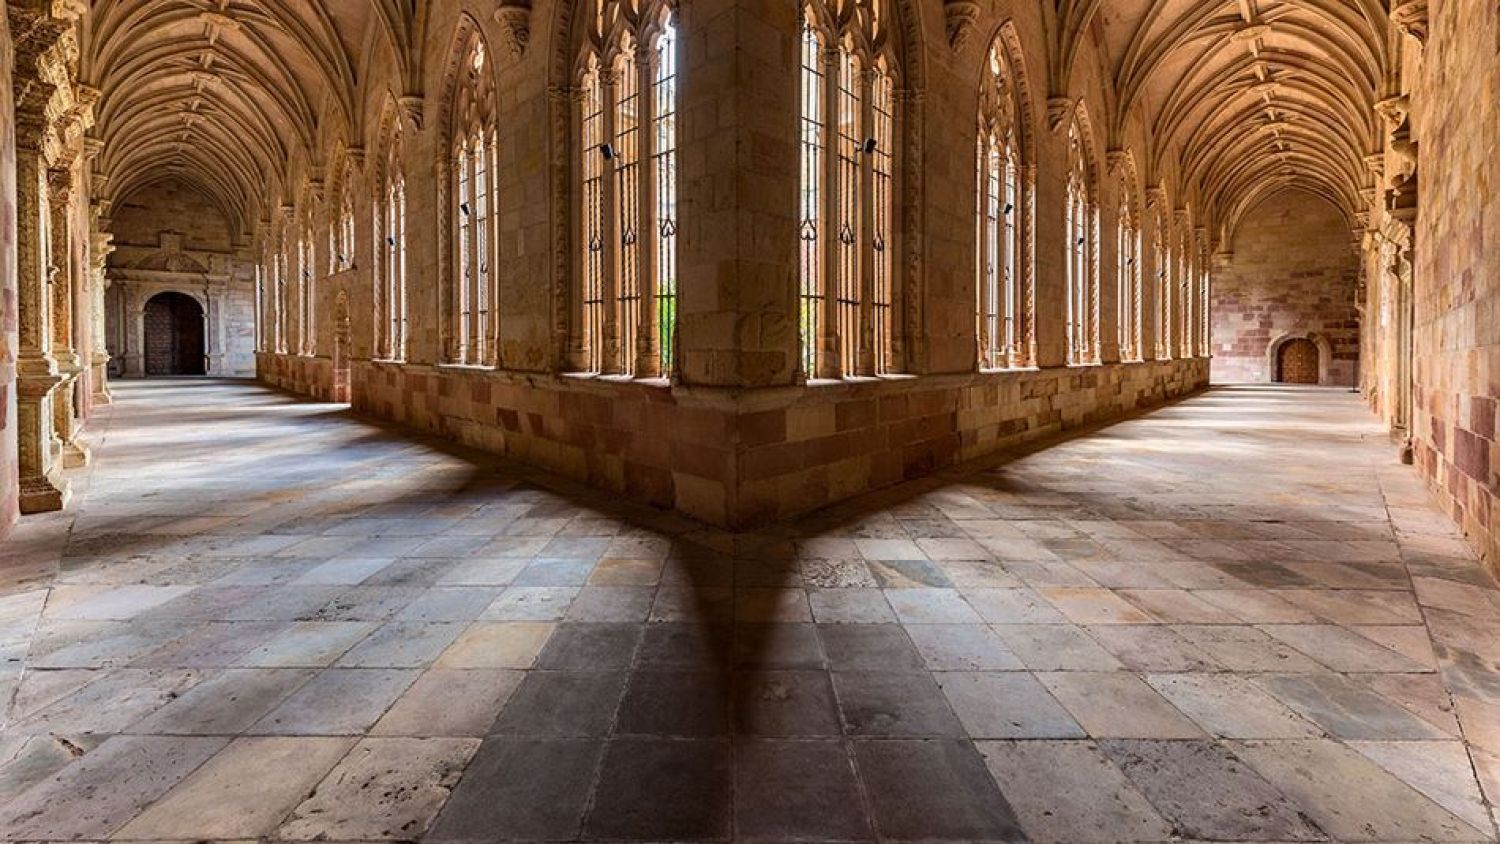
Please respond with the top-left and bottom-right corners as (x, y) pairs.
(15, 148), (67, 511)
(89, 223), (113, 404)
(49, 164), (88, 467)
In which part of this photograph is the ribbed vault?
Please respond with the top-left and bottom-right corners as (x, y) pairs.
(1060, 0), (1388, 240)
(83, 0), (407, 243)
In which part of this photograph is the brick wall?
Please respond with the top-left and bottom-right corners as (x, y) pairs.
(1410, 5), (1500, 570)
(1210, 189), (1360, 386)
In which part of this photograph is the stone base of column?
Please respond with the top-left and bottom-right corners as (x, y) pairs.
(62, 437), (90, 468)
(19, 470), (70, 514)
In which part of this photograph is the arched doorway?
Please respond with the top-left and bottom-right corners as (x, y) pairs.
(143, 292), (205, 376)
(332, 291), (351, 403)
(1277, 337), (1320, 384)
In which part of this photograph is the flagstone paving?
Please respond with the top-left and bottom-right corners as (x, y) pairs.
(0, 378), (1497, 842)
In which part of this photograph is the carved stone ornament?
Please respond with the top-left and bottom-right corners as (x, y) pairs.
(1046, 96), (1073, 132)
(399, 94), (425, 130)
(1374, 94), (1409, 130)
(1390, 0), (1428, 45)
(943, 0), (980, 52)
(496, 0), (532, 57)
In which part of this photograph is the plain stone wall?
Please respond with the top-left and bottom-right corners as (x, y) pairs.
(1410, 4), (1499, 570)
(0, 13), (16, 535)
(1211, 190), (1360, 386)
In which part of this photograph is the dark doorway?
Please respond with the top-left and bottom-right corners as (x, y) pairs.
(1276, 337), (1320, 385)
(143, 292), (206, 376)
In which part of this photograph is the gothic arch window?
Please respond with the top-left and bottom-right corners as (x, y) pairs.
(1176, 223), (1190, 358)
(446, 30), (500, 367)
(1116, 176), (1141, 361)
(1152, 203), (1170, 360)
(298, 213), (316, 355)
(274, 234), (288, 354)
(254, 263), (265, 352)
(799, 0), (900, 380)
(976, 38), (1029, 370)
(377, 128), (408, 362)
(332, 164), (356, 273)
(1065, 118), (1098, 365)
(574, 0), (679, 378)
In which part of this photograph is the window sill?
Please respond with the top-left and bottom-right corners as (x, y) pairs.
(979, 365), (1040, 375)
(437, 362), (498, 373)
(805, 373), (914, 387)
(562, 371), (673, 389)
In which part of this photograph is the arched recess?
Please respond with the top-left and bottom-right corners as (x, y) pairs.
(436, 15), (501, 368)
(542, 0), (927, 376)
(142, 291), (206, 376)
(974, 19), (1039, 370)
(1267, 330), (1334, 385)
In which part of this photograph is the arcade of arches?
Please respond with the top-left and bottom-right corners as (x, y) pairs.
(0, 0), (1498, 840)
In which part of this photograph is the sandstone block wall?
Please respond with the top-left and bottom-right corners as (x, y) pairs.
(259, 357), (1207, 528)
(0, 15), (16, 536)
(1211, 189), (1360, 386)
(1410, 4), (1500, 570)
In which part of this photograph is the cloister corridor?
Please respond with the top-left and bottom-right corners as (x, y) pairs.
(0, 379), (1494, 842)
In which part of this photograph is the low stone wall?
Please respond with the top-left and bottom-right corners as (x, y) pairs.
(259, 354), (1208, 528)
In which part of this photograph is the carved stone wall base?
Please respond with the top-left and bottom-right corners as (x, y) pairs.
(19, 471), (69, 513)
(62, 438), (90, 468)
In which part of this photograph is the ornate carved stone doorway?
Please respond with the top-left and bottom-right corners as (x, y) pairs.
(143, 292), (205, 376)
(1276, 337), (1321, 385)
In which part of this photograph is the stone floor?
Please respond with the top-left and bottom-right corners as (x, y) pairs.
(0, 378), (1497, 842)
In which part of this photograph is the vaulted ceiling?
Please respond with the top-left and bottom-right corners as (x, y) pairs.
(81, 0), (1394, 246)
(84, 0), (426, 243)
(1057, 0), (1390, 234)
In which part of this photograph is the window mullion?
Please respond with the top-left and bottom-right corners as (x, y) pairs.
(636, 46), (660, 378)
(817, 44), (841, 379)
(600, 66), (622, 374)
(856, 65), (876, 377)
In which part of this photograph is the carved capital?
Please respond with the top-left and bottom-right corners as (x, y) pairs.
(1106, 149), (1130, 176)
(943, 0), (980, 52)
(1390, 0), (1428, 45)
(1046, 96), (1073, 132)
(399, 94), (425, 130)
(1374, 94), (1409, 130)
(495, 0), (532, 57)
(47, 165), (73, 206)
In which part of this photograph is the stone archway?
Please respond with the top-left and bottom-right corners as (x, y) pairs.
(1277, 338), (1320, 384)
(332, 291), (352, 403)
(1267, 332), (1334, 386)
(143, 292), (206, 376)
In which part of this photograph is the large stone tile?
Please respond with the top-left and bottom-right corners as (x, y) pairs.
(833, 670), (965, 737)
(129, 668), (315, 735)
(250, 668), (418, 735)
(1234, 739), (1488, 842)
(428, 738), (604, 841)
(1145, 673), (1321, 738)
(936, 671), (1085, 738)
(0, 735), (227, 840)
(733, 738), (872, 840)
(1039, 672), (1205, 739)
(113, 736), (354, 839)
(276, 736), (479, 840)
(583, 738), (731, 840)
(978, 740), (1173, 843)
(1099, 739), (1324, 841)
(372, 669), (523, 736)
(489, 670), (627, 736)
(854, 739), (1025, 841)
(1256, 673), (1454, 740)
